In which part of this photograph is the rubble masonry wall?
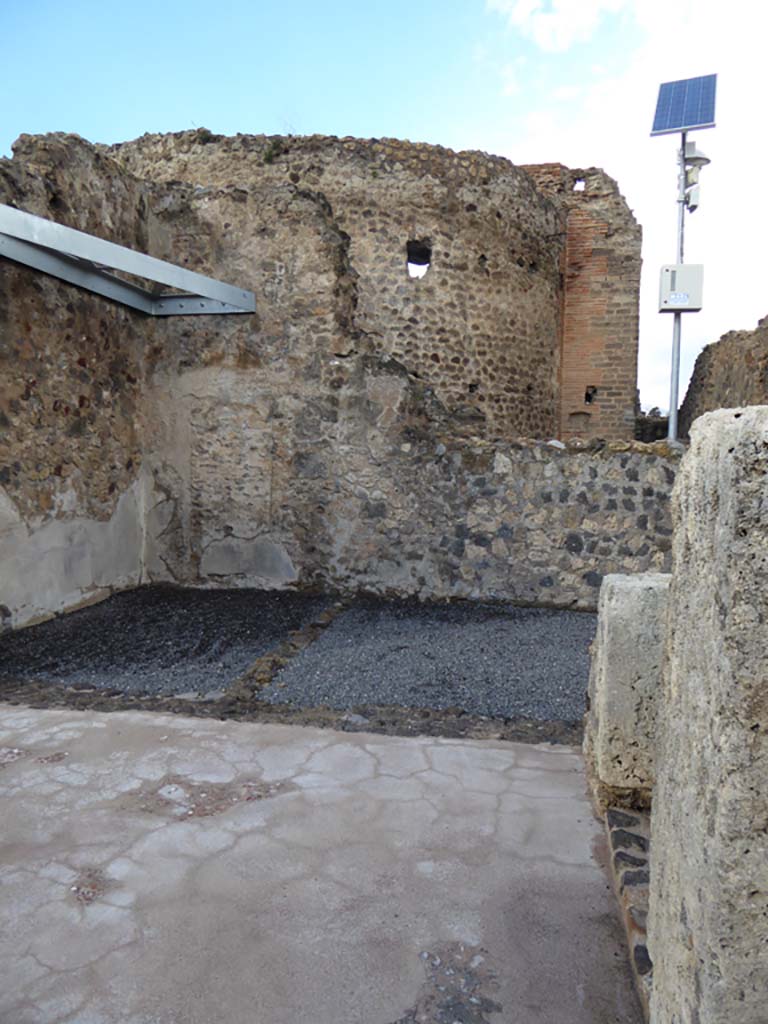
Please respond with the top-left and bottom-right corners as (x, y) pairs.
(0, 132), (659, 628)
(679, 315), (768, 438)
(110, 131), (642, 442)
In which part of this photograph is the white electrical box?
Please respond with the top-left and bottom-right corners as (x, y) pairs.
(659, 264), (703, 312)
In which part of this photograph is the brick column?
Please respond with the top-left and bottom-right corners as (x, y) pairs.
(523, 164), (641, 441)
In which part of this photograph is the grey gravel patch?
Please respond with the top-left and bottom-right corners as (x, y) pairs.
(0, 585), (331, 697)
(263, 599), (596, 722)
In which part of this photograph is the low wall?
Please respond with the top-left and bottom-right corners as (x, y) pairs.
(140, 361), (679, 610)
(646, 408), (768, 1023)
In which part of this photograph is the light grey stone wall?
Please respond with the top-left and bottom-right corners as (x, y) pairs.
(648, 407), (768, 1024)
(584, 573), (670, 808)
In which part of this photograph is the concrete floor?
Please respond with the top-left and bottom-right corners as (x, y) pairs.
(0, 708), (640, 1024)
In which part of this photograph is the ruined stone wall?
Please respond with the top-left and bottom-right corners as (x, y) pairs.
(678, 315), (768, 437)
(522, 164), (641, 442)
(126, 144), (672, 607)
(648, 408), (768, 1024)
(108, 132), (640, 442)
(0, 136), (150, 627)
(108, 131), (567, 440)
(1, 132), (656, 628)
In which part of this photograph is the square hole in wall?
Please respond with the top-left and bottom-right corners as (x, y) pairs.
(407, 239), (431, 279)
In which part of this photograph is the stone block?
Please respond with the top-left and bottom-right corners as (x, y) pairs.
(648, 407), (768, 1024)
(584, 572), (670, 806)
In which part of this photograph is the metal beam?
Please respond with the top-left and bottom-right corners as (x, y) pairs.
(0, 203), (255, 316)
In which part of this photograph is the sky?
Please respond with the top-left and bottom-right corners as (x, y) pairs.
(3, 0), (765, 411)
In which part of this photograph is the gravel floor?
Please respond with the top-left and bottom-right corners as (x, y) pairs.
(1, 589), (596, 721)
(263, 598), (596, 722)
(0, 586), (331, 697)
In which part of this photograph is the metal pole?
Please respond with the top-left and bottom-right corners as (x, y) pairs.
(668, 131), (687, 440)
(668, 314), (682, 440)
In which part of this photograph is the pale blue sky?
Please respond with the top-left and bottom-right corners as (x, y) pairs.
(2, 0), (634, 157)
(4, 1), (764, 410)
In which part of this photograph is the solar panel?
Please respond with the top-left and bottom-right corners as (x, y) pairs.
(651, 74), (717, 136)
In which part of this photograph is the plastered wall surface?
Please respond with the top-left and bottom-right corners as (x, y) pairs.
(1, 131), (655, 628)
(648, 407), (768, 1024)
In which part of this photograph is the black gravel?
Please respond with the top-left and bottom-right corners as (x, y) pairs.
(1, 588), (596, 723)
(0, 585), (331, 696)
(263, 598), (596, 722)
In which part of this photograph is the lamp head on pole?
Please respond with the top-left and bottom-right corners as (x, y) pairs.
(684, 143), (711, 212)
(684, 141), (711, 168)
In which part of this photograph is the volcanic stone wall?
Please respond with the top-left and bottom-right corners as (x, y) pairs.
(0, 130), (658, 629)
(143, 350), (679, 608)
(678, 315), (768, 437)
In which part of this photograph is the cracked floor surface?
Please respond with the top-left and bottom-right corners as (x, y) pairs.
(0, 708), (640, 1024)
